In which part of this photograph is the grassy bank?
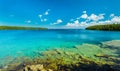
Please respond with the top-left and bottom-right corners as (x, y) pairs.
(86, 24), (120, 31)
(0, 26), (48, 30)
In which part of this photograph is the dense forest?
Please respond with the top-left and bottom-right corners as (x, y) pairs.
(86, 24), (120, 31)
(0, 26), (47, 30)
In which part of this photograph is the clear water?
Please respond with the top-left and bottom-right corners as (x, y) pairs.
(0, 29), (120, 64)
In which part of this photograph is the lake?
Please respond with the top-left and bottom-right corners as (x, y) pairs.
(0, 29), (120, 66)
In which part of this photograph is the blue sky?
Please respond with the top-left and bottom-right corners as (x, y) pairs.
(0, 0), (120, 28)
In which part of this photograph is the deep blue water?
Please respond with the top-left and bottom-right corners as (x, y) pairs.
(0, 29), (120, 64)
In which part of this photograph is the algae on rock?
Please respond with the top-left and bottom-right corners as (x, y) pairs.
(0, 40), (120, 71)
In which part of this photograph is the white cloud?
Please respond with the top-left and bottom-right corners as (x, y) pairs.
(95, 17), (120, 25)
(57, 19), (63, 23)
(74, 20), (79, 24)
(66, 20), (108, 28)
(38, 14), (42, 18)
(66, 20), (85, 27)
(38, 9), (50, 22)
(45, 11), (49, 15)
(110, 14), (115, 17)
(44, 9), (50, 15)
(66, 22), (78, 27)
(55, 19), (63, 24)
(40, 18), (47, 22)
(80, 11), (105, 21)
(66, 21), (89, 28)
(25, 20), (31, 23)
(98, 14), (105, 19)
(65, 12), (120, 28)
(94, 15), (120, 24)
(77, 11), (87, 19)
(81, 13), (88, 19)
(88, 14), (104, 21)
(111, 16), (120, 23)
(43, 18), (47, 22)
(51, 19), (63, 25)
(39, 9), (50, 18)
(98, 20), (111, 24)
(83, 11), (87, 13)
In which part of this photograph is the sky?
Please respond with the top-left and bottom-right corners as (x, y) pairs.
(0, 0), (120, 29)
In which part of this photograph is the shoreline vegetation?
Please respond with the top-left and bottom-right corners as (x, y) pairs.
(0, 40), (120, 71)
(0, 26), (48, 30)
(86, 24), (120, 31)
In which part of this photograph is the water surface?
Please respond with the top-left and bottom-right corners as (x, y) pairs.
(0, 29), (120, 65)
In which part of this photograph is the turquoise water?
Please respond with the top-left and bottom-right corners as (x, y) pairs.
(0, 29), (120, 65)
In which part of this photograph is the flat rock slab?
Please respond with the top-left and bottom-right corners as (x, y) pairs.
(102, 40), (120, 48)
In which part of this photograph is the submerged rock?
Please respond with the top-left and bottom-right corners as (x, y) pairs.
(23, 64), (45, 71)
(95, 54), (113, 58)
(102, 40), (120, 48)
(39, 44), (116, 65)
(1, 42), (120, 71)
(101, 40), (120, 59)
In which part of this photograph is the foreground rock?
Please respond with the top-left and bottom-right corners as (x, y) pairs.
(0, 41), (120, 71)
(23, 64), (53, 71)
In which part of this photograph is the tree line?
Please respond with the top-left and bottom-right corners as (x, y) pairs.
(86, 24), (120, 31)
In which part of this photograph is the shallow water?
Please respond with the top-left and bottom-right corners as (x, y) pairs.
(0, 29), (120, 65)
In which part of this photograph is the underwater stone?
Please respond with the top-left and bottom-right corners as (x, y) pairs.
(54, 49), (63, 54)
(48, 69), (53, 71)
(23, 64), (46, 71)
(102, 40), (120, 48)
(41, 50), (58, 56)
(1, 43), (119, 71)
(95, 54), (111, 58)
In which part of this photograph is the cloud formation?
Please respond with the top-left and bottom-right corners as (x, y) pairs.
(45, 11), (49, 15)
(111, 16), (120, 23)
(38, 9), (50, 22)
(81, 13), (88, 19)
(51, 19), (63, 25)
(66, 11), (120, 28)
(66, 20), (88, 27)
(44, 9), (50, 15)
(87, 14), (104, 21)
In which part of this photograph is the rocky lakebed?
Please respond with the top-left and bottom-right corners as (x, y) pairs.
(0, 40), (120, 71)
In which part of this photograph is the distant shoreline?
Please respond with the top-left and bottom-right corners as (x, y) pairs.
(0, 26), (48, 30)
(86, 24), (120, 31)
